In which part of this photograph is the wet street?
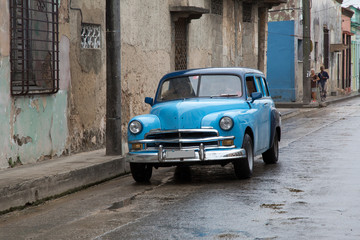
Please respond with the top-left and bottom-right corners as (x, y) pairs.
(1, 98), (360, 240)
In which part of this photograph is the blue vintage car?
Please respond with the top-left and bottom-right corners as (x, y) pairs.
(126, 68), (281, 182)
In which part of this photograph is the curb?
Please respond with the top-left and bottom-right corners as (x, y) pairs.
(323, 93), (360, 105)
(0, 150), (129, 214)
(275, 93), (360, 109)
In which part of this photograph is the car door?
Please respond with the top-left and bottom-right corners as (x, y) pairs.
(245, 75), (270, 153)
(255, 76), (271, 150)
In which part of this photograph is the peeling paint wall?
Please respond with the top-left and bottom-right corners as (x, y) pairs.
(67, 0), (106, 153)
(120, 0), (172, 153)
(189, 0), (264, 69)
(0, 1), (70, 168)
(0, 0), (107, 168)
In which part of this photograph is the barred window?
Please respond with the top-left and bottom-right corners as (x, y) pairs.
(175, 18), (188, 71)
(81, 24), (101, 49)
(243, 2), (252, 22)
(10, 0), (59, 96)
(211, 0), (223, 15)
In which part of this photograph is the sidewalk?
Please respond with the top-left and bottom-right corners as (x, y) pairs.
(277, 92), (360, 119)
(0, 150), (129, 213)
(0, 92), (359, 214)
(275, 91), (360, 109)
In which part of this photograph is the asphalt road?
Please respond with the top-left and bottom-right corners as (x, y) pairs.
(1, 98), (360, 240)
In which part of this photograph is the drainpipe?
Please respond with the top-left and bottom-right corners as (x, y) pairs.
(106, 0), (122, 155)
(302, 0), (311, 104)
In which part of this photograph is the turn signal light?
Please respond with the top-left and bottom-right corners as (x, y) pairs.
(132, 143), (143, 150)
(222, 140), (234, 146)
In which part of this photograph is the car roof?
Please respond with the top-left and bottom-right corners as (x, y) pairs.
(161, 67), (264, 80)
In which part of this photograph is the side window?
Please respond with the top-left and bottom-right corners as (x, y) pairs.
(261, 77), (270, 97)
(246, 76), (257, 97)
(254, 76), (264, 96)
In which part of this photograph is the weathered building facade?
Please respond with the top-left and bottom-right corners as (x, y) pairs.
(0, 0), (286, 169)
(0, 0), (106, 168)
(341, 7), (354, 93)
(267, 0), (343, 102)
(350, 5), (360, 92)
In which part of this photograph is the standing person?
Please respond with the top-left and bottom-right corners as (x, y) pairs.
(310, 69), (319, 102)
(318, 66), (329, 101)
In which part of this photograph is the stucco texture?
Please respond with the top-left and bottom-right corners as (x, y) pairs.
(121, 0), (172, 152)
(68, 0), (107, 153)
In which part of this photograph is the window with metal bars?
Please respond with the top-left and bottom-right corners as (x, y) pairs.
(81, 23), (101, 49)
(211, 0), (223, 15)
(10, 0), (59, 96)
(175, 18), (188, 71)
(243, 2), (252, 22)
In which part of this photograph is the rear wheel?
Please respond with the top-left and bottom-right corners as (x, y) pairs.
(262, 131), (279, 164)
(233, 133), (254, 179)
(130, 163), (153, 182)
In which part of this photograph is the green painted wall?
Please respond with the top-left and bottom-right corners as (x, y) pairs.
(0, 56), (69, 168)
(0, 57), (12, 168)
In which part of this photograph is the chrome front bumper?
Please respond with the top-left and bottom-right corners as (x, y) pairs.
(126, 144), (246, 164)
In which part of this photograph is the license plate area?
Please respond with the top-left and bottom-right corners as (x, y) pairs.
(165, 150), (195, 159)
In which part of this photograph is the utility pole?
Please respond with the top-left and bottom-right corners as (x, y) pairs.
(106, 0), (122, 155)
(302, 0), (311, 104)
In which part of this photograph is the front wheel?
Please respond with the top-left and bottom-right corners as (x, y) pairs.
(233, 133), (254, 179)
(262, 131), (279, 164)
(130, 163), (153, 182)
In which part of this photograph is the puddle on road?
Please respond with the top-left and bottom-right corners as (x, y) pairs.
(286, 188), (304, 193)
(260, 203), (285, 210)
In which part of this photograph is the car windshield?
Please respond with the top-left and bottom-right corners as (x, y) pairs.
(157, 75), (242, 101)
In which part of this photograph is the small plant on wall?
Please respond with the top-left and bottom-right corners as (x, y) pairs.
(8, 156), (22, 168)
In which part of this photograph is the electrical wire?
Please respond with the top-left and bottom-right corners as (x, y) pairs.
(69, 0), (83, 23)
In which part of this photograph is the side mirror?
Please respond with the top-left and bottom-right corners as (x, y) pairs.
(145, 97), (154, 106)
(250, 92), (262, 103)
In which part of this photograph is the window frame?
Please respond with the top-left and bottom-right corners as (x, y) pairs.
(10, 0), (60, 96)
(156, 74), (243, 103)
(245, 75), (258, 98)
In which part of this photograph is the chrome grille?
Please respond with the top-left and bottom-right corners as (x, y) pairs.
(145, 129), (219, 149)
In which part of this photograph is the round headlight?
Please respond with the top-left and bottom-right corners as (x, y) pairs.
(219, 116), (233, 131)
(129, 120), (142, 134)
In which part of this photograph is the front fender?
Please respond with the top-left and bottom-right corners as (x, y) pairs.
(201, 109), (256, 148)
(128, 114), (161, 142)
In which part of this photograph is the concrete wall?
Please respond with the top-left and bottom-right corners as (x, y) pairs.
(269, 0), (342, 101)
(188, 0), (261, 69)
(120, 0), (173, 153)
(67, 0), (107, 153)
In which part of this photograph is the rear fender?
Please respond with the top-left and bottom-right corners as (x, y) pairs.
(269, 108), (281, 147)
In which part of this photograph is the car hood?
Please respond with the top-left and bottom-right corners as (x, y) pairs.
(150, 98), (249, 130)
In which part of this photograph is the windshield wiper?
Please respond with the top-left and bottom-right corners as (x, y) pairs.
(219, 94), (238, 97)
